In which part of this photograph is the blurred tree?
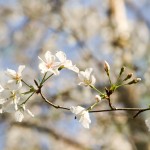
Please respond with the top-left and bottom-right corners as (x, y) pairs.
(0, 0), (150, 150)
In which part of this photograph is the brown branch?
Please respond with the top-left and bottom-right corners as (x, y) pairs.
(133, 108), (150, 118)
(107, 97), (116, 110)
(39, 90), (70, 110)
(39, 89), (150, 118)
(11, 122), (89, 150)
(104, 88), (116, 110)
(38, 87), (150, 118)
(90, 107), (150, 118)
(39, 90), (150, 118)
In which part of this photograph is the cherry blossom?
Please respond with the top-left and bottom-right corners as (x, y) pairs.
(145, 118), (150, 131)
(38, 51), (61, 75)
(5, 65), (25, 89)
(70, 106), (91, 129)
(56, 51), (79, 73)
(78, 68), (96, 86)
(104, 61), (110, 72)
(15, 104), (34, 122)
(0, 84), (21, 111)
(95, 95), (101, 102)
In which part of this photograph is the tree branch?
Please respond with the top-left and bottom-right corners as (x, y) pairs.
(107, 97), (116, 110)
(90, 107), (150, 118)
(38, 87), (150, 118)
(39, 90), (70, 110)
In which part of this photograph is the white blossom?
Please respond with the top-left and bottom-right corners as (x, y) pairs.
(15, 104), (34, 122)
(0, 84), (4, 92)
(104, 61), (110, 72)
(145, 118), (150, 131)
(5, 65), (25, 89)
(0, 84), (33, 122)
(95, 95), (101, 102)
(78, 68), (96, 86)
(38, 51), (61, 75)
(70, 106), (91, 129)
(15, 110), (24, 122)
(56, 51), (79, 73)
(0, 84), (21, 111)
(0, 85), (6, 105)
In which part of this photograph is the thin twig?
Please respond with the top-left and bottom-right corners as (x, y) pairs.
(39, 91), (70, 110)
(107, 97), (116, 110)
(38, 85), (150, 118)
(39, 89), (150, 118)
(21, 92), (35, 105)
(42, 73), (54, 84)
(89, 85), (104, 95)
(40, 72), (47, 86)
(21, 79), (31, 88)
(39, 90), (150, 118)
(90, 107), (150, 118)
(133, 108), (150, 118)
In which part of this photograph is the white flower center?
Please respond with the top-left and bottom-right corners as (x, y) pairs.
(46, 63), (53, 69)
(84, 79), (91, 85)
(13, 74), (21, 81)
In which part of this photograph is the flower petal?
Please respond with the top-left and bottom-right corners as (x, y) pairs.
(15, 110), (24, 122)
(0, 85), (4, 92)
(39, 63), (48, 74)
(38, 56), (46, 64)
(95, 95), (101, 102)
(26, 109), (34, 117)
(145, 118), (150, 131)
(70, 106), (85, 115)
(18, 65), (25, 76)
(56, 51), (66, 62)
(6, 69), (16, 78)
(45, 51), (53, 63)
(78, 111), (91, 129)
(78, 82), (87, 86)
(78, 71), (86, 81)
(0, 98), (6, 104)
(85, 68), (93, 79)
(91, 75), (96, 85)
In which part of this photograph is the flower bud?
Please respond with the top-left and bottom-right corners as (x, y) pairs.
(58, 66), (64, 70)
(119, 66), (126, 76)
(95, 95), (101, 102)
(22, 104), (26, 110)
(34, 80), (39, 87)
(136, 78), (141, 82)
(127, 78), (141, 85)
(104, 61), (110, 73)
(123, 73), (133, 81)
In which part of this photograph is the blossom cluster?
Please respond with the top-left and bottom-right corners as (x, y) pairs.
(0, 50), (149, 131)
(0, 51), (100, 129)
(0, 65), (34, 122)
(39, 51), (100, 128)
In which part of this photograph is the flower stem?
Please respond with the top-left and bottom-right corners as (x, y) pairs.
(116, 83), (128, 88)
(89, 85), (104, 96)
(87, 101), (99, 111)
(40, 72), (47, 86)
(20, 92), (35, 105)
(21, 79), (31, 88)
(42, 73), (54, 84)
(108, 73), (112, 85)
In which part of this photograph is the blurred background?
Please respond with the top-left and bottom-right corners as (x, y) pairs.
(0, 0), (150, 149)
